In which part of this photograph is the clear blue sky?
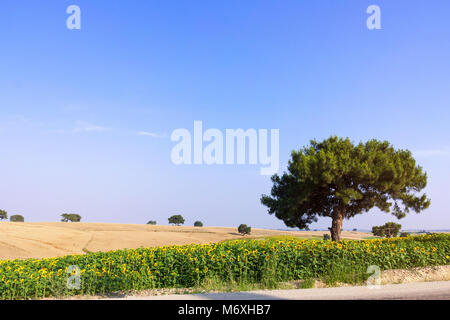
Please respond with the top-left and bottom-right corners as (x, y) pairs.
(1, 1), (449, 230)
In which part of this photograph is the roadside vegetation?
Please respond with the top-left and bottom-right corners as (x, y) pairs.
(1, 233), (448, 299)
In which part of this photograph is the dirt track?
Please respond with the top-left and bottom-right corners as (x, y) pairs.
(0, 222), (370, 260)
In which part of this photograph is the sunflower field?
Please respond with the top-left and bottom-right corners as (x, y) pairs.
(1, 233), (449, 299)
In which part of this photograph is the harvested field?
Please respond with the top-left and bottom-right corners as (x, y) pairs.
(0, 222), (370, 260)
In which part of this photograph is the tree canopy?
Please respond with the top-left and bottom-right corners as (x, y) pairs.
(168, 215), (185, 226)
(238, 224), (251, 235)
(261, 136), (430, 241)
(10, 215), (24, 222)
(0, 210), (7, 220)
(372, 222), (402, 238)
(61, 213), (82, 222)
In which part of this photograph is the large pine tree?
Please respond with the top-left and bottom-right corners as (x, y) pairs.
(261, 136), (430, 241)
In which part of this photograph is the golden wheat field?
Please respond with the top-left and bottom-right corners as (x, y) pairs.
(0, 222), (371, 260)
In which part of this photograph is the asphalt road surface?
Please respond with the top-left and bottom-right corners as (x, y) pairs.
(119, 281), (450, 300)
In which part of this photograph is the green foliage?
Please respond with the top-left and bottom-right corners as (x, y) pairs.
(238, 224), (251, 235)
(61, 213), (81, 222)
(147, 221), (157, 225)
(194, 221), (203, 227)
(261, 136), (430, 241)
(1, 234), (448, 299)
(372, 226), (383, 237)
(372, 222), (402, 238)
(168, 215), (185, 226)
(323, 234), (331, 241)
(0, 210), (7, 220)
(322, 261), (369, 286)
(400, 232), (409, 237)
(10, 215), (24, 222)
(299, 278), (316, 289)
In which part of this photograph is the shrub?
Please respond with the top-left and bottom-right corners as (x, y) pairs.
(0, 210), (7, 220)
(238, 224), (251, 235)
(194, 221), (203, 227)
(147, 220), (157, 225)
(168, 215), (185, 226)
(10, 215), (24, 222)
(323, 234), (331, 241)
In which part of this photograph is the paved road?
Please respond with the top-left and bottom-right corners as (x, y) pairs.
(119, 281), (450, 300)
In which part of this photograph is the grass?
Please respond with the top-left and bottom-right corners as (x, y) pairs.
(194, 275), (275, 293)
(298, 278), (316, 289)
(70, 277), (316, 299)
(193, 276), (317, 293)
(322, 262), (370, 286)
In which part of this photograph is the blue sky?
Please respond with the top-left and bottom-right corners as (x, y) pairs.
(0, 1), (449, 230)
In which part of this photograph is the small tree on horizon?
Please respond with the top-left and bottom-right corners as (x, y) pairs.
(194, 221), (203, 227)
(238, 224), (251, 235)
(261, 136), (430, 241)
(372, 222), (402, 238)
(61, 213), (82, 222)
(10, 215), (24, 222)
(0, 210), (7, 221)
(168, 215), (185, 226)
(147, 220), (157, 225)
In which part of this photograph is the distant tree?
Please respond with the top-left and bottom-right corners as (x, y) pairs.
(61, 213), (82, 222)
(352, 228), (357, 232)
(238, 224), (251, 235)
(261, 137), (430, 241)
(194, 221), (203, 227)
(372, 222), (402, 238)
(168, 215), (185, 226)
(0, 210), (7, 220)
(147, 220), (157, 225)
(400, 232), (409, 237)
(10, 215), (24, 222)
(372, 226), (383, 237)
(383, 222), (401, 237)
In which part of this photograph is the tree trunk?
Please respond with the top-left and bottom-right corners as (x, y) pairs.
(329, 209), (345, 242)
